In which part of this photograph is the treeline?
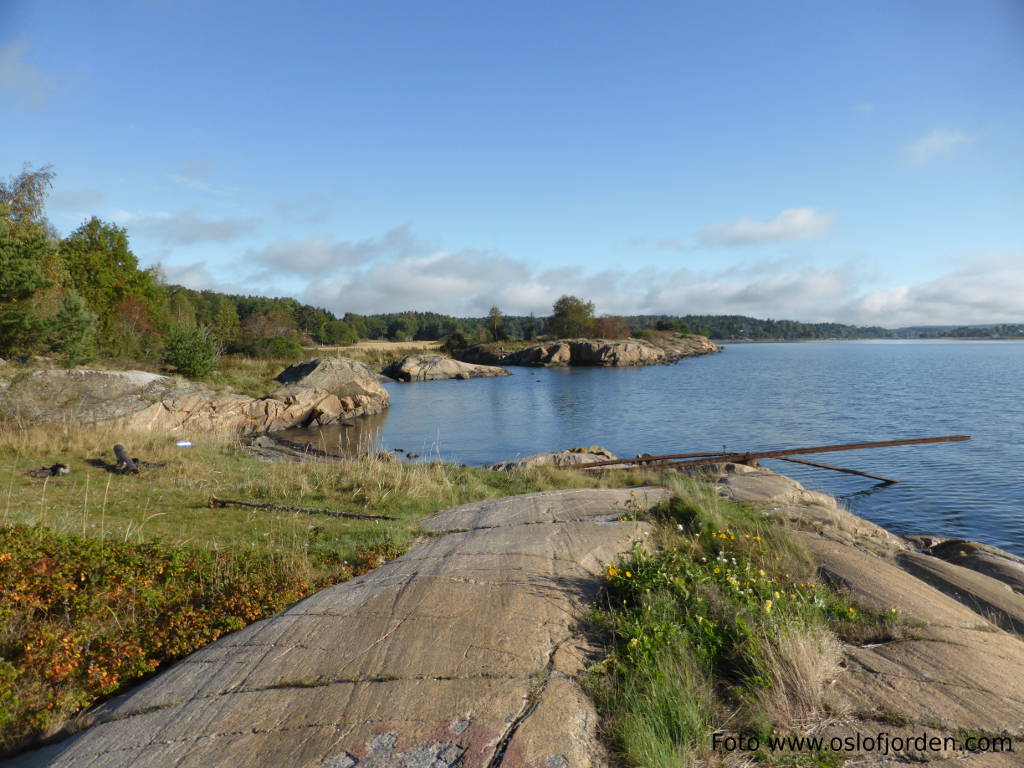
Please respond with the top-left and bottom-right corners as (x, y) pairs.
(659, 315), (894, 340)
(930, 324), (1023, 339)
(3, 164), (906, 374)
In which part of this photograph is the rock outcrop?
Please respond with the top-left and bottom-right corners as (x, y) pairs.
(0, 359), (389, 435)
(457, 336), (720, 368)
(485, 446), (621, 471)
(0, 369), (207, 424)
(715, 468), (1024, 763)
(275, 357), (389, 402)
(15, 487), (669, 768)
(382, 354), (510, 382)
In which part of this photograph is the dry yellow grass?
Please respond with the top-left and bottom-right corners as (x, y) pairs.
(0, 420), (655, 561)
(752, 624), (844, 731)
(321, 340), (442, 351)
(306, 341), (444, 369)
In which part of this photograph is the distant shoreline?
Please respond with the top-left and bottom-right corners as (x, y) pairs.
(711, 337), (1024, 344)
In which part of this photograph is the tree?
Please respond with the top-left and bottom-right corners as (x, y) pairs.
(547, 295), (595, 338)
(210, 299), (242, 350)
(0, 168), (57, 355)
(48, 293), (97, 363)
(487, 306), (506, 341)
(241, 310), (298, 340)
(0, 164), (55, 227)
(59, 217), (164, 343)
(592, 315), (631, 339)
(161, 324), (217, 378)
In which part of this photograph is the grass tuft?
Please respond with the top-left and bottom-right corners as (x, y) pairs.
(585, 474), (894, 766)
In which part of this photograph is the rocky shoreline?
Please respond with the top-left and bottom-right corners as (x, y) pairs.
(456, 334), (721, 367)
(13, 467), (1023, 767)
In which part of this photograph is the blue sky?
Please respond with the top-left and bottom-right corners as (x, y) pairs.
(2, 0), (1022, 326)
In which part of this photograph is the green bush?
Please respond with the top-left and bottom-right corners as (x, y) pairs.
(230, 335), (305, 360)
(47, 292), (97, 364)
(161, 324), (218, 378)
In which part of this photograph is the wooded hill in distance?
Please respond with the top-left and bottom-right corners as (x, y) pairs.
(4, 164), (1019, 370)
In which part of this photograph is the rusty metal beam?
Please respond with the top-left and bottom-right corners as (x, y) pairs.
(774, 456), (898, 484)
(571, 435), (970, 470)
(573, 450), (732, 469)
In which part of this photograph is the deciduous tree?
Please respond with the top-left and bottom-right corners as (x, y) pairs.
(547, 295), (595, 338)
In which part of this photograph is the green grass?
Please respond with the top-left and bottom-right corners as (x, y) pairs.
(0, 419), (660, 754)
(584, 475), (900, 767)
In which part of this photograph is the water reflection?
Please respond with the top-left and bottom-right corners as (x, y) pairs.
(281, 342), (1024, 556)
(275, 409), (389, 458)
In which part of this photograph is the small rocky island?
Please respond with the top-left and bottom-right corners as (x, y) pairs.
(456, 333), (721, 367)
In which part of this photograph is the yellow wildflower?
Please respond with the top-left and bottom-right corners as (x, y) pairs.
(764, 600), (774, 614)
(625, 571), (632, 578)
(606, 565), (618, 578)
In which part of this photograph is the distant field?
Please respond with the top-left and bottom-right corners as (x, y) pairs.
(311, 340), (443, 352)
(305, 340), (445, 369)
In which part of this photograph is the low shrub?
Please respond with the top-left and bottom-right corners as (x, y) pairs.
(160, 324), (217, 378)
(0, 524), (384, 752)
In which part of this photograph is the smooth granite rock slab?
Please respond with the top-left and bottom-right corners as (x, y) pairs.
(799, 533), (996, 630)
(11, 489), (661, 768)
(837, 626), (1024, 734)
(896, 550), (1024, 635)
(420, 486), (669, 532)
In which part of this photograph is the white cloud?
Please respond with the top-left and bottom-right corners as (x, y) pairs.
(842, 252), (1024, 326)
(114, 208), (256, 244)
(697, 207), (836, 246)
(905, 128), (972, 165)
(0, 39), (59, 107)
(159, 221), (1021, 328)
(159, 261), (248, 294)
(289, 229), (1021, 328)
(243, 226), (421, 276)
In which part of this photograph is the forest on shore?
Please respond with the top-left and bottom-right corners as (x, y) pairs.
(4, 165), (1017, 373)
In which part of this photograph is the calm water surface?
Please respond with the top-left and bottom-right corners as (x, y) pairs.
(282, 341), (1024, 556)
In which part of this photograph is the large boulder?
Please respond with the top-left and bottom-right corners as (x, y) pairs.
(0, 369), (206, 424)
(0, 358), (389, 435)
(275, 357), (390, 403)
(383, 354), (510, 382)
(118, 388), (354, 434)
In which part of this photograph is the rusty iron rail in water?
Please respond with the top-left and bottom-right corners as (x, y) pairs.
(572, 450), (733, 469)
(571, 435), (972, 473)
(774, 456), (898, 484)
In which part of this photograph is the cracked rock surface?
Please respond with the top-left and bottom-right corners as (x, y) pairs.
(716, 469), (1024, 765)
(11, 487), (668, 768)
